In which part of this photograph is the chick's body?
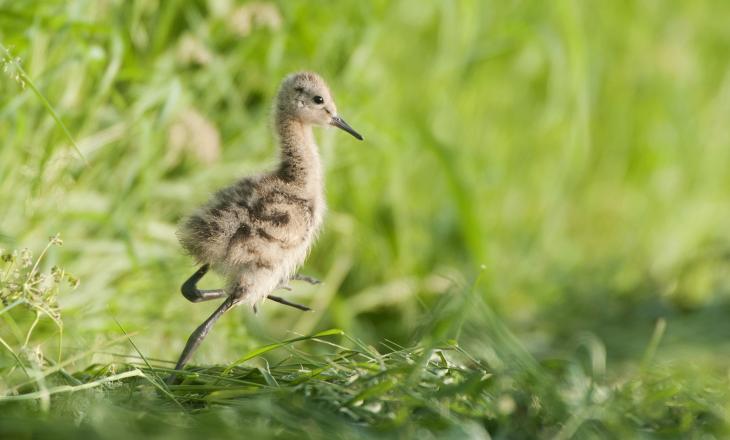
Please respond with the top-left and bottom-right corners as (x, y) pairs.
(178, 164), (324, 308)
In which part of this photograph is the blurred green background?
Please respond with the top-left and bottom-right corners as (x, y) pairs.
(2, 0), (730, 437)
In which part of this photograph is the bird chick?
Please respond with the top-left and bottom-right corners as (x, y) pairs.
(169, 72), (362, 378)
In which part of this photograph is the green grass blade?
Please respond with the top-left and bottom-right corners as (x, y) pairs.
(222, 328), (344, 374)
(0, 42), (87, 165)
(0, 369), (145, 401)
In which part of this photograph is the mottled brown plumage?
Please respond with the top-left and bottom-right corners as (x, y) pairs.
(169, 72), (362, 378)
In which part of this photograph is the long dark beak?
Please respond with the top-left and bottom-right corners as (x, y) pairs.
(330, 116), (363, 141)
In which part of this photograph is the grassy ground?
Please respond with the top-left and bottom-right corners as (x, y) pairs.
(2, 0), (730, 438)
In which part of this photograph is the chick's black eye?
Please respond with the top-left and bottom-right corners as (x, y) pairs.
(312, 96), (324, 105)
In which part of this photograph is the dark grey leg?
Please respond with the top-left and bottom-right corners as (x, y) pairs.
(292, 274), (321, 285)
(167, 296), (237, 384)
(267, 295), (311, 311)
(171, 268), (310, 383)
(181, 264), (226, 303)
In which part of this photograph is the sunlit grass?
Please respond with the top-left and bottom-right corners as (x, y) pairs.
(2, 0), (730, 437)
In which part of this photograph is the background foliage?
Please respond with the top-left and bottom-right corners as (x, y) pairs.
(2, 0), (730, 438)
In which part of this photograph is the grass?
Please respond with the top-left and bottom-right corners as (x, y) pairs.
(2, 0), (730, 438)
